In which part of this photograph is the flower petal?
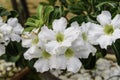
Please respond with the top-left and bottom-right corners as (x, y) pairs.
(97, 35), (112, 49)
(22, 38), (32, 48)
(38, 25), (55, 43)
(13, 24), (24, 34)
(71, 21), (80, 28)
(111, 14), (120, 28)
(49, 55), (59, 69)
(0, 24), (12, 35)
(87, 23), (103, 45)
(0, 44), (5, 56)
(97, 11), (111, 26)
(112, 29), (120, 42)
(7, 18), (18, 27)
(34, 58), (49, 73)
(73, 43), (96, 58)
(10, 33), (21, 42)
(45, 41), (59, 55)
(24, 46), (42, 60)
(53, 17), (67, 32)
(64, 26), (80, 42)
(67, 57), (82, 73)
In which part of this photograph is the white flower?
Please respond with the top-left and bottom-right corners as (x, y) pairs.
(22, 28), (40, 48)
(22, 28), (62, 73)
(38, 17), (80, 55)
(64, 48), (82, 73)
(96, 11), (120, 49)
(72, 22), (97, 58)
(7, 18), (24, 42)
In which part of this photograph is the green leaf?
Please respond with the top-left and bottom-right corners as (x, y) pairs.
(43, 6), (54, 24)
(59, 0), (68, 8)
(8, 10), (19, 18)
(24, 26), (35, 32)
(69, 15), (87, 25)
(80, 53), (96, 69)
(25, 22), (37, 27)
(112, 39), (120, 65)
(47, 0), (57, 5)
(96, 1), (117, 11)
(37, 5), (43, 19)
(0, 7), (10, 16)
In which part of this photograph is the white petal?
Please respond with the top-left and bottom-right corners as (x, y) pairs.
(49, 55), (58, 69)
(87, 23), (103, 45)
(0, 24), (12, 35)
(67, 57), (82, 73)
(71, 21), (80, 28)
(13, 24), (24, 34)
(34, 59), (49, 73)
(112, 29), (120, 42)
(58, 55), (66, 69)
(61, 39), (72, 47)
(7, 18), (18, 27)
(97, 11), (111, 26)
(22, 38), (32, 48)
(87, 43), (97, 56)
(45, 41), (59, 55)
(0, 44), (5, 56)
(74, 43), (93, 58)
(10, 33), (21, 42)
(111, 14), (120, 28)
(50, 55), (66, 69)
(97, 35), (112, 49)
(24, 46), (42, 60)
(53, 17), (67, 32)
(64, 26), (80, 42)
(38, 26), (55, 43)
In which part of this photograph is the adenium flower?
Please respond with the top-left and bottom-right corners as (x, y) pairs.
(22, 29), (65, 72)
(7, 18), (24, 42)
(96, 11), (120, 49)
(0, 17), (11, 56)
(38, 17), (80, 55)
(72, 22), (97, 58)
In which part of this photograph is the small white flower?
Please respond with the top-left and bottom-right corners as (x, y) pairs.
(7, 18), (24, 42)
(22, 28), (39, 48)
(39, 17), (80, 55)
(22, 28), (63, 73)
(72, 22), (97, 58)
(96, 11), (120, 49)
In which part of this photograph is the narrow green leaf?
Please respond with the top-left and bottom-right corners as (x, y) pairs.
(37, 5), (43, 19)
(25, 22), (37, 27)
(112, 40), (120, 65)
(43, 6), (54, 24)
(24, 27), (35, 32)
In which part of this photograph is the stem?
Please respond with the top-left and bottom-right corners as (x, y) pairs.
(11, 67), (30, 80)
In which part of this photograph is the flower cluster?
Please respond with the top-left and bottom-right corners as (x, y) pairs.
(22, 11), (120, 73)
(0, 17), (24, 56)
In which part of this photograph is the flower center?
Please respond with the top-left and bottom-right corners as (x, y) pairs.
(65, 48), (74, 58)
(42, 50), (51, 59)
(82, 32), (87, 41)
(103, 24), (114, 35)
(56, 32), (64, 42)
(32, 37), (39, 44)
